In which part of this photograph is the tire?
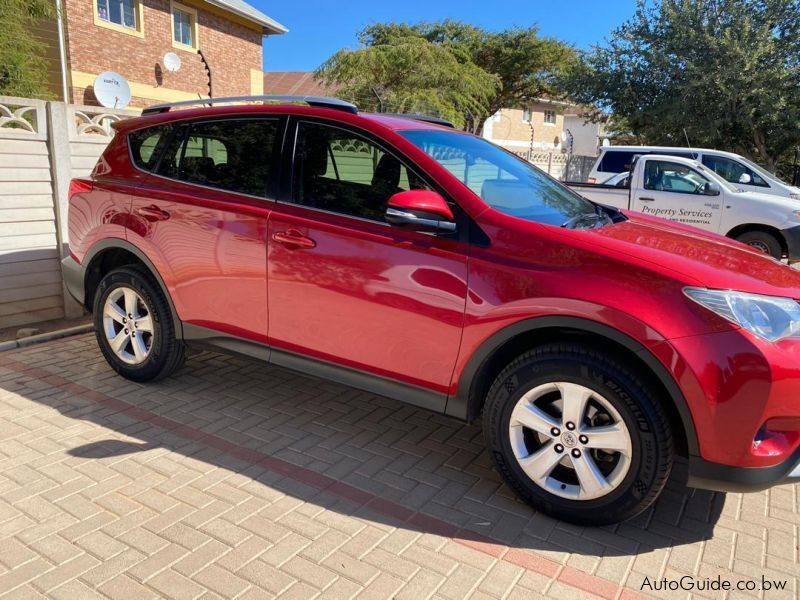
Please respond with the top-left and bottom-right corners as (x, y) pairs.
(93, 266), (185, 382)
(483, 343), (673, 525)
(735, 230), (782, 260)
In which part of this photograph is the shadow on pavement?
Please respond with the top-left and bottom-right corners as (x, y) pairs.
(2, 334), (724, 560)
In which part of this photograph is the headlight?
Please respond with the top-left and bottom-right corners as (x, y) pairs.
(684, 287), (800, 342)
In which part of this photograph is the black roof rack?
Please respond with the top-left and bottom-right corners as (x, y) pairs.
(380, 113), (455, 128)
(141, 95), (359, 116)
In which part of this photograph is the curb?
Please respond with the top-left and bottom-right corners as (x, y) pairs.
(0, 324), (94, 352)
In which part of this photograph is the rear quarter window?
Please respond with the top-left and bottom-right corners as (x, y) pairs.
(129, 126), (170, 171)
(598, 150), (698, 173)
(597, 151), (636, 173)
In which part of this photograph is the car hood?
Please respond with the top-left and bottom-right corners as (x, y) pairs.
(586, 213), (800, 296)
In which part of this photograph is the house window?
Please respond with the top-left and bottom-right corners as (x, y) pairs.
(171, 2), (198, 49)
(544, 110), (557, 124)
(522, 108), (532, 122)
(96, 0), (137, 29)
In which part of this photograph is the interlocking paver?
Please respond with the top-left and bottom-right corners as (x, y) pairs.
(0, 334), (797, 599)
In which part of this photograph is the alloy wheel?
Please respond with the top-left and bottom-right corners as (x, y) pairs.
(508, 381), (632, 501)
(102, 286), (154, 365)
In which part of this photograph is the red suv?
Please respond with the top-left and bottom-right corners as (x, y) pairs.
(63, 96), (800, 525)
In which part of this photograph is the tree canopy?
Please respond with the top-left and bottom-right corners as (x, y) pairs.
(317, 21), (576, 131)
(0, 0), (55, 98)
(560, 0), (800, 172)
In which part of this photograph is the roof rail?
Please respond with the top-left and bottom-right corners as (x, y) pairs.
(141, 95), (359, 116)
(380, 113), (455, 128)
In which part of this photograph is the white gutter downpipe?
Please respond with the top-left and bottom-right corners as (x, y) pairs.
(54, 0), (69, 103)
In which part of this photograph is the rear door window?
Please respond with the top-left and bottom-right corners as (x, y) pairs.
(156, 118), (280, 197)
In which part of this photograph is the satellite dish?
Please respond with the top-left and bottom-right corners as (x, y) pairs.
(602, 138), (611, 147)
(93, 71), (131, 109)
(163, 52), (182, 73)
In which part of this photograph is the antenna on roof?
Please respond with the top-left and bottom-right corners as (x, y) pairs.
(683, 128), (691, 147)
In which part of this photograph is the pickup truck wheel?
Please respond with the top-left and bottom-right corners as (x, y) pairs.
(483, 343), (673, 525)
(93, 266), (185, 382)
(735, 231), (782, 259)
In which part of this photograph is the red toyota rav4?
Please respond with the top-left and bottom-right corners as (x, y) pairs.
(63, 96), (800, 525)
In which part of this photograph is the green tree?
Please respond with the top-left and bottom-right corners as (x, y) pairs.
(317, 20), (576, 131)
(560, 0), (800, 172)
(0, 0), (55, 98)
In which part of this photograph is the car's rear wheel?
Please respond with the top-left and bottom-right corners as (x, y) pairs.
(93, 266), (185, 382)
(735, 230), (782, 260)
(483, 343), (673, 525)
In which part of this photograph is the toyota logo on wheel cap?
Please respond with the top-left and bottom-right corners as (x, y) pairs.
(561, 432), (578, 448)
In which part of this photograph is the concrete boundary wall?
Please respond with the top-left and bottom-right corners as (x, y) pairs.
(0, 96), (138, 328)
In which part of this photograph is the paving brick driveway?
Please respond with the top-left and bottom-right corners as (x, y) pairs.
(0, 334), (797, 600)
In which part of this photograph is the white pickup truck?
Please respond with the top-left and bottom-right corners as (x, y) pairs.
(567, 154), (800, 261)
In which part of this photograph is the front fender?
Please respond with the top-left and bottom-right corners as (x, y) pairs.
(446, 313), (699, 457)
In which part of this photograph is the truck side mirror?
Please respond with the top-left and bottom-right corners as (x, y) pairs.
(704, 182), (721, 196)
(738, 173), (752, 184)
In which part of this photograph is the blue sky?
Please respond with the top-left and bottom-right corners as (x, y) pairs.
(257, 0), (638, 72)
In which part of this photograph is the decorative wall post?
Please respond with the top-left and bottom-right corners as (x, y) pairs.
(47, 101), (83, 317)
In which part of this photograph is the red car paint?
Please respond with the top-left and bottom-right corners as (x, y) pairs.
(68, 104), (800, 483)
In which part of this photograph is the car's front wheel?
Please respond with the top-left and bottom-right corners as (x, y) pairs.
(93, 266), (185, 382)
(483, 343), (673, 525)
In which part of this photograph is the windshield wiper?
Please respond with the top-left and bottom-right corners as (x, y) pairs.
(561, 213), (601, 229)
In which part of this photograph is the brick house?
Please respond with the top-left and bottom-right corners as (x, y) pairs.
(40, 0), (286, 107)
(262, 71), (337, 96)
(482, 100), (570, 152)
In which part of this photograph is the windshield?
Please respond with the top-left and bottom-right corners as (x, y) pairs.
(400, 130), (611, 229)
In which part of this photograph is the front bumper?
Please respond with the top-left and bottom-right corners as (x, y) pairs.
(688, 449), (800, 493)
(61, 255), (86, 306)
(781, 224), (800, 261)
(653, 329), (800, 492)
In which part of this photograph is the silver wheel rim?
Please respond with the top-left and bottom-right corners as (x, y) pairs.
(508, 382), (633, 501)
(102, 287), (154, 365)
(746, 240), (771, 255)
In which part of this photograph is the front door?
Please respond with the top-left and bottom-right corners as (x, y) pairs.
(631, 158), (723, 232)
(267, 120), (468, 399)
(128, 117), (282, 342)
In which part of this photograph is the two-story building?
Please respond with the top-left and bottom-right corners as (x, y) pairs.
(40, 0), (286, 107)
(481, 99), (570, 152)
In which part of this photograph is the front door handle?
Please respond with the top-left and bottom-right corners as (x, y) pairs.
(638, 197), (655, 202)
(272, 230), (316, 249)
(137, 205), (170, 221)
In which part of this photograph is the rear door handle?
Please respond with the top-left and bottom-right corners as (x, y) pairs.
(272, 230), (316, 249)
(638, 197), (655, 202)
(137, 205), (170, 221)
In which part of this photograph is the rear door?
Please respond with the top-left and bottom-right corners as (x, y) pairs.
(630, 158), (723, 232)
(266, 119), (468, 403)
(128, 116), (283, 342)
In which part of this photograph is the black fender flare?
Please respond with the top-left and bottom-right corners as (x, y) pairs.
(446, 315), (699, 456)
(83, 238), (183, 338)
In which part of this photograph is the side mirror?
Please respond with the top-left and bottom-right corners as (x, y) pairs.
(704, 181), (721, 196)
(739, 173), (752, 184)
(385, 190), (456, 233)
